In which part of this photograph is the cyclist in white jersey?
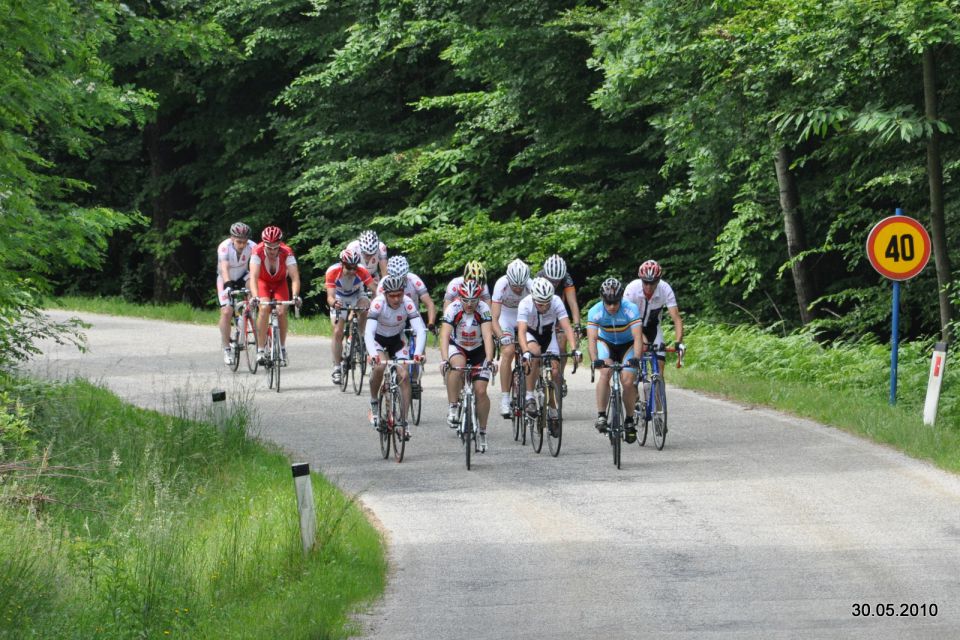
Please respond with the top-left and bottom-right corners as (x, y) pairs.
(623, 259), (685, 373)
(346, 229), (388, 283)
(491, 259), (531, 417)
(365, 275), (426, 436)
(442, 260), (491, 310)
(517, 277), (582, 418)
(376, 255), (437, 332)
(439, 279), (496, 451)
(217, 222), (256, 365)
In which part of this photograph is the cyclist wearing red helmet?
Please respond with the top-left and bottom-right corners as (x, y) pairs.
(326, 248), (377, 385)
(217, 222), (255, 365)
(250, 225), (301, 366)
(624, 259), (685, 371)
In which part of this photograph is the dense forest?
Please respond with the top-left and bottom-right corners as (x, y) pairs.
(5, 0), (960, 358)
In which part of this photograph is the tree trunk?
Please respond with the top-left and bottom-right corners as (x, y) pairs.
(773, 145), (819, 325)
(923, 46), (953, 343)
(144, 118), (177, 304)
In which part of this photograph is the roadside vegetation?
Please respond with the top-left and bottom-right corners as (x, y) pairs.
(0, 376), (384, 639)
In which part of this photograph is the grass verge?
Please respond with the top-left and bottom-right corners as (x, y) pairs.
(0, 377), (384, 639)
(51, 295), (332, 337)
(670, 322), (960, 473)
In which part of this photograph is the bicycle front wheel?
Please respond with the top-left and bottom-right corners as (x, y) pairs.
(547, 380), (562, 457)
(652, 376), (667, 450)
(612, 429), (621, 468)
(378, 390), (391, 459)
(511, 367), (522, 442)
(340, 335), (352, 393)
(243, 314), (258, 374)
(391, 389), (406, 463)
(530, 381), (544, 454)
(463, 397), (473, 470)
(608, 394), (622, 468)
(229, 321), (241, 372)
(638, 381), (651, 447)
(409, 364), (422, 426)
(266, 330), (276, 389)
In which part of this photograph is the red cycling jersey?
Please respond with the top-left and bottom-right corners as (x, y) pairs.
(252, 242), (296, 300)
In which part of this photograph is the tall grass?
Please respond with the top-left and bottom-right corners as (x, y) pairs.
(673, 323), (960, 471)
(0, 378), (384, 639)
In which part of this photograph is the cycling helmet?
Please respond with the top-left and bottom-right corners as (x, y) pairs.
(505, 259), (530, 287)
(637, 259), (662, 283)
(600, 277), (624, 303)
(229, 222), (251, 239)
(340, 248), (361, 267)
(531, 277), (554, 303)
(381, 275), (407, 293)
(458, 279), (483, 301)
(387, 255), (409, 277)
(261, 225), (283, 244)
(463, 260), (487, 284)
(542, 254), (567, 281)
(358, 230), (379, 255)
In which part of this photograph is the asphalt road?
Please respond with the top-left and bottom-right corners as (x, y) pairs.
(32, 311), (960, 639)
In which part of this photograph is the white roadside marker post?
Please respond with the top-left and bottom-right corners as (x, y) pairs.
(923, 342), (948, 427)
(292, 463), (316, 554)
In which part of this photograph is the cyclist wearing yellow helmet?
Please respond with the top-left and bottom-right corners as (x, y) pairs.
(443, 260), (491, 310)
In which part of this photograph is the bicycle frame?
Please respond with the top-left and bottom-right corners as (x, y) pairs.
(377, 359), (414, 462)
(448, 364), (488, 470)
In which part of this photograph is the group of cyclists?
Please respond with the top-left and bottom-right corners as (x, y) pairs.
(217, 222), (685, 452)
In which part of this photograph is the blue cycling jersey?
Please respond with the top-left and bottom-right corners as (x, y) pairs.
(587, 300), (641, 345)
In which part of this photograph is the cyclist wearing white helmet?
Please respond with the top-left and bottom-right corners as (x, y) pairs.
(439, 279), (496, 452)
(217, 222), (256, 364)
(443, 260), (491, 310)
(365, 274), (427, 437)
(346, 229), (388, 282)
(535, 254), (582, 396)
(326, 248), (377, 384)
(377, 255), (437, 332)
(516, 277), (582, 422)
(623, 259), (685, 374)
(491, 259), (532, 417)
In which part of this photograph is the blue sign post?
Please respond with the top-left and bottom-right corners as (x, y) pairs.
(890, 209), (901, 405)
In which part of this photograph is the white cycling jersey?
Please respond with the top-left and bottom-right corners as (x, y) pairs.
(517, 294), (568, 335)
(346, 239), (388, 276)
(492, 275), (530, 337)
(376, 272), (428, 301)
(443, 276), (491, 304)
(365, 294), (426, 357)
(216, 238), (256, 281)
(623, 278), (677, 345)
(442, 299), (492, 351)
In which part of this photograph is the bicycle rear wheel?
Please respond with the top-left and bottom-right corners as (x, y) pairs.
(547, 381), (562, 457)
(638, 381), (651, 447)
(378, 389), (391, 459)
(391, 389), (406, 463)
(652, 376), (667, 450)
(353, 325), (366, 395)
(243, 314), (258, 374)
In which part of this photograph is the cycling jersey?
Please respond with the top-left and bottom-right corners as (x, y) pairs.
(491, 275), (530, 338)
(517, 295), (567, 337)
(251, 242), (296, 300)
(216, 238), (256, 281)
(587, 300), (641, 346)
(346, 239), (388, 276)
(376, 272), (428, 301)
(365, 294), (426, 358)
(326, 263), (375, 298)
(443, 277), (492, 304)
(534, 269), (575, 293)
(623, 279), (677, 343)
(443, 299), (492, 352)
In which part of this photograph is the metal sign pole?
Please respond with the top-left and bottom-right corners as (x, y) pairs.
(889, 208), (902, 406)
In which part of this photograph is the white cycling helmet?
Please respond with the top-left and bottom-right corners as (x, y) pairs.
(358, 230), (379, 255)
(530, 277), (554, 303)
(505, 259), (530, 287)
(387, 255), (409, 277)
(381, 275), (407, 293)
(542, 254), (566, 281)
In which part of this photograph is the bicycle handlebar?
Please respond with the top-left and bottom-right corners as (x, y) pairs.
(524, 351), (580, 374)
(643, 342), (685, 368)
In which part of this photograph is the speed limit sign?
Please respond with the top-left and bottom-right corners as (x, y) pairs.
(866, 215), (931, 281)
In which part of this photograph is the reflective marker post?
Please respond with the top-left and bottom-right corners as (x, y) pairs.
(292, 463), (316, 554)
(923, 342), (948, 426)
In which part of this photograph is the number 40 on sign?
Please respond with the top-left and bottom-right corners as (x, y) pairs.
(866, 215), (931, 281)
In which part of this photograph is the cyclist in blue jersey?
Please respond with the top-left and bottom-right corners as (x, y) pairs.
(586, 277), (645, 441)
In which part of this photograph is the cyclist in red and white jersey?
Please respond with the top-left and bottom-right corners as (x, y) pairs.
(517, 277), (581, 419)
(623, 259), (685, 373)
(439, 280), (496, 452)
(345, 229), (388, 283)
(216, 222), (256, 365)
(365, 275), (427, 436)
(442, 260), (491, 310)
(250, 225), (301, 366)
(326, 249), (377, 385)
(491, 259), (531, 417)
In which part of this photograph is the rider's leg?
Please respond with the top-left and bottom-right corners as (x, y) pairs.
(219, 304), (233, 347)
(596, 368), (611, 412)
(278, 305), (289, 346)
(622, 370), (638, 419)
(332, 314), (345, 364)
(475, 379), (490, 430)
(499, 343), (514, 392)
(446, 353), (466, 403)
(256, 302), (270, 349)
(397, 367), (410, 422)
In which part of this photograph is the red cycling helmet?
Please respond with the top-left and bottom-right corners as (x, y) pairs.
(261, 225), (283, 244)
(340, 248), (361, 267)
(637, 259), (662, 283)
(458, 279), (483, 301)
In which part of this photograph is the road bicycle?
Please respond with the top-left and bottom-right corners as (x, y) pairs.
(591, 361), (634, 469)
(508, 348), (526, 444)
(524, 352), (578, 457)
(402, 324), (435, 426)
(336, 306), (367, 395)
(376, 358), (420, 463)
(448, 364), (490, 470)
(635, 343), (683, 450)
(260, 300), (298, 393)
(226, 288), (258, 374)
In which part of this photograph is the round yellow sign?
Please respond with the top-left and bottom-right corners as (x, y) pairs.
(866, 216), (931, 281)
